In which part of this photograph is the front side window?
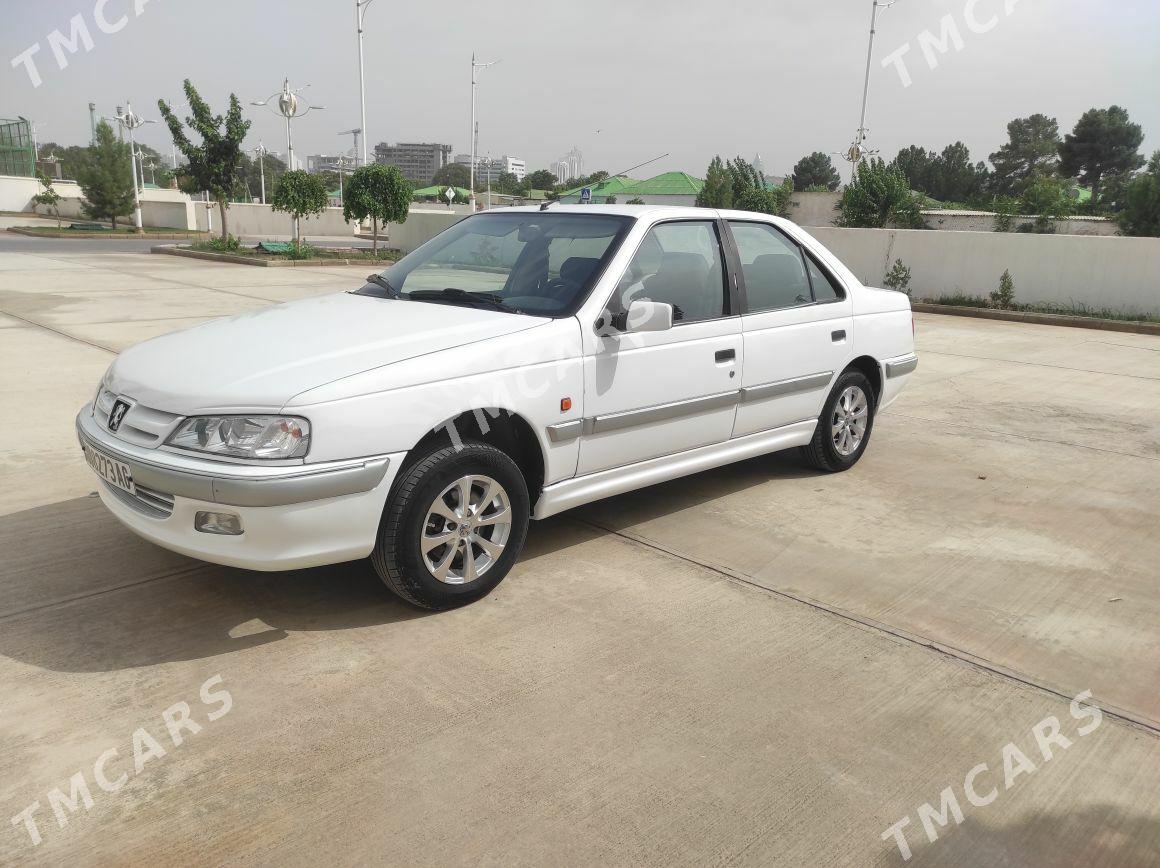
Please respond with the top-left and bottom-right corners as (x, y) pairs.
(613, 221), (727, 323)
(358, 212), (632, 316)
(729, 221), (812, 313)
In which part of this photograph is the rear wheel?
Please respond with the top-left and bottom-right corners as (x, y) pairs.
(372, 441), (530, 609)
(801, 370), (876, 472)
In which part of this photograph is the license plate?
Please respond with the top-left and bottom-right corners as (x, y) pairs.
(82, 441), (135, 495)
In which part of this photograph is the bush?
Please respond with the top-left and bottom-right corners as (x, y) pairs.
(205, 234), (240, 252)
(836, 159), (925, 229)
(1118, 152), (1160, 237)
(626, 197), (645, 205)
(271, 170), (328, 246)
(990, 270), (1016, 310)
(883, 259), (912, 295)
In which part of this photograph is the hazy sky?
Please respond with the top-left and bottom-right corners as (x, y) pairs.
(3, 0), (1158, 180)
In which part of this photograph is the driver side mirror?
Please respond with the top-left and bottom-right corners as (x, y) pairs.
(624, 299), (674, 333)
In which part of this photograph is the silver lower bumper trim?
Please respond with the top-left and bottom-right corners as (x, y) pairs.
(77, 408), (390, 508)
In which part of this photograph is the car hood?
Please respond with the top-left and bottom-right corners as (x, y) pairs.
(106, 292), (547, 413)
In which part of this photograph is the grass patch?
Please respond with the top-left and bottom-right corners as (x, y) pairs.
(922, 293), (1160, 324)
(189, 240), (401, 263)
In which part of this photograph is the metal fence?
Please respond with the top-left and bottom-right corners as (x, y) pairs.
(0, 118), (35, 177)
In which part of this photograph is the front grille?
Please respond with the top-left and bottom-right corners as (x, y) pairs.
(101, 480), (175, 519)
(96, 389), (182, 447)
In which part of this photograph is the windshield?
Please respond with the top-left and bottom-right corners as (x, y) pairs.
(356, 212), (634, 316)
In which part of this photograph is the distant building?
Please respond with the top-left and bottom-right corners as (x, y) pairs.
(554, 146), (583, 184)
(454, 153), (527, 182)
(374, 142), (452, 184)
(556, 171), (705, 206)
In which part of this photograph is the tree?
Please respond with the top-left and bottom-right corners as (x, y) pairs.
(271, 170), (328, 247)
(930, 142), (987, 203)
(237, 151), (286, 203)
(493, 171), (521, 195)
(836, 159), (924, 229)
(1018, 174), (1074, 233)
(736, 178), (794, 218)
(989, 114), (1061, 196)
(791, 152), (840, 191)
(38, 141), (93, 181)
(525, 169), (557, 190)
(432, 162), (471, 188)
(726, 156), (764, 204)
(1058, 106), (1145, 208)
(31, 171), (62, 227)
(342, 164), (411, 254)
(158, 79), (251, 240)
(696, 156), (732, 208)
(890, 145), (936, 194)
(1118, 151), (1160, 237)
(77, 120), (135, 229)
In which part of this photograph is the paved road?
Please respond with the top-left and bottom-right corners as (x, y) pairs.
(2, 246), (1159, 865)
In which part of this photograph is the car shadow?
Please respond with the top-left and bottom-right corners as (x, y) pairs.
(0, 449), (817, 674)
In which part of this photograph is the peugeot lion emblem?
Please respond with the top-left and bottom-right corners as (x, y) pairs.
(108, 399), (130, 432)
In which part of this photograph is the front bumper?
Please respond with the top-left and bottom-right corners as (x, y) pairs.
(76, 405), (402, 570)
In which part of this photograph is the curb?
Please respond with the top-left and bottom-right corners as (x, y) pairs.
(150, 245), (394, 268)
(912, 303), (1160, 336)
(7, 227), (208, 240)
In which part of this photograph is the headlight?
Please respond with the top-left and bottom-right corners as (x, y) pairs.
(166, 415), (310, 460)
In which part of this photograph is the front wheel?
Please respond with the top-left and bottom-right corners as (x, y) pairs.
(800, 370), (876, 472)
(372, 441), (530, 609)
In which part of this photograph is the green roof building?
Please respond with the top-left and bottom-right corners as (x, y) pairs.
(557, 171), (704, 206)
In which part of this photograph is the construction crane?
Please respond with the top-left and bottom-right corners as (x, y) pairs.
(338, 128), (362, 166)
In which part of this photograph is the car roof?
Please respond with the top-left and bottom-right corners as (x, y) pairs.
(474, 203), (795, 229)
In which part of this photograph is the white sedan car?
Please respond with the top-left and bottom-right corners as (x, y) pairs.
(78, 205), (917, 608)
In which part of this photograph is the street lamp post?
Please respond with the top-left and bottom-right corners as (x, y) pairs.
(846, 0), (897, 181)
(469, 53), (498, 209)
(356, 0), (374, 167)
(253, 141), (269, 204)
(252, 79), (325, 173)
(112, 102), (157, 233)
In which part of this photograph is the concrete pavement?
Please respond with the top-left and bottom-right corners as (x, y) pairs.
(1, 243), (1159, 865)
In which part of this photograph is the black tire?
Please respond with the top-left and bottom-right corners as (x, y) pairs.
(801, 369), (877, 472)
(371, 440), (530, 609)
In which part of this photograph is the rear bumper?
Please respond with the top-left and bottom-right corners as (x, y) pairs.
(77, 405), (403, 570)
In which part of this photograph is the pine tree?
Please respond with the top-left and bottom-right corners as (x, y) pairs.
(77, 120), (135, 229)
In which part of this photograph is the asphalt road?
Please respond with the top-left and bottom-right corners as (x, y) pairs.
(2, 244), (1159, 866)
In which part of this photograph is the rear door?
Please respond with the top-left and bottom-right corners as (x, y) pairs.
(576, 219), (742, 476)
(726, 220), (853, 437)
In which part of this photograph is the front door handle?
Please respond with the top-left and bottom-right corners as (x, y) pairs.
(715, 349), (736, 363)
(831, 329), (847, 342)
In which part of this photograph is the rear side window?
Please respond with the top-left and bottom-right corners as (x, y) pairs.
(806, 254), (843, 302)
(729, 221), (811, 312)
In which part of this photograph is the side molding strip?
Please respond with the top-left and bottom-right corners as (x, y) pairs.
(546, 420), (583, 443)
(589, 390), (740, 435)
(885, 355), (919, 378)
(741, 371), (833, 403)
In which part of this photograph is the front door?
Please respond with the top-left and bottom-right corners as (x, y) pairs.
(576, 219), (742, 476)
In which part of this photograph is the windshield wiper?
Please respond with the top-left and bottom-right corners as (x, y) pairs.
(361, 273), (401, 298)
(407, 288), (516, 313)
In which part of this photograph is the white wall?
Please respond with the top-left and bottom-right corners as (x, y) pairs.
(193, 202), (357, 237)
(1, 174), (197, 228)
(807, 226), (1160, 315)
(383, 210), (464, 254)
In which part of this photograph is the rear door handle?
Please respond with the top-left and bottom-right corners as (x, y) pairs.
(715, 349), (736, 363)
(831, 330), (847, 342)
